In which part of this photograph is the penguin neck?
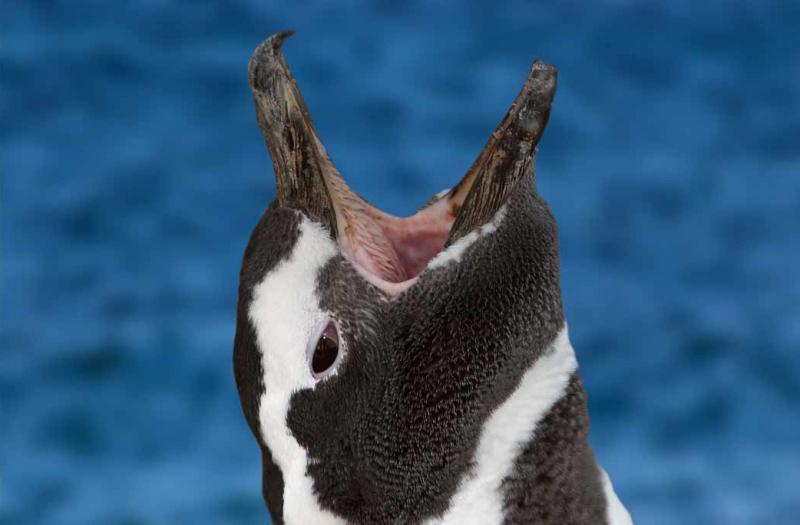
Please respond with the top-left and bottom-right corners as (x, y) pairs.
(428, 327), (607, 524)
(500, 374), (608, 522)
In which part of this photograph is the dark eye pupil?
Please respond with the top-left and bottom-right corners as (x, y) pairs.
(311, 329), (339, 375)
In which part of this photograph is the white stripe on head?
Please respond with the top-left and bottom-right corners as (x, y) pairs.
(249, 216), (345, 525)
(426, 326), (578, 524)
(427, 205), (507, 270)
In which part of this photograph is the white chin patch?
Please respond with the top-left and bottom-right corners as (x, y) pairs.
(249, 215), (346, 525)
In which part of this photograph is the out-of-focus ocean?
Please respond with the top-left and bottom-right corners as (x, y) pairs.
(2, 1), (798, 524)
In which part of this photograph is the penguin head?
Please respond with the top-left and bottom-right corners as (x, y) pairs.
(234, 31), (563, 523)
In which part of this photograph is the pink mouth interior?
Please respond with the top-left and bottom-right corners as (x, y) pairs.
(337, 196), (456, 293)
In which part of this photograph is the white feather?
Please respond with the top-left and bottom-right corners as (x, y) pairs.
(601, 468), (633, 525)
(427, 205), (507, 270)
(426, 326), (578, 524)
(249, 217), (345, 525)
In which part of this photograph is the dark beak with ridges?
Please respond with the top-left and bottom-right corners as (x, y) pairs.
(444, 61), (557, 246)
(248, 30), (342, 238)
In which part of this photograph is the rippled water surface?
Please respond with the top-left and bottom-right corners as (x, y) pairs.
(2, 2), (799, 524)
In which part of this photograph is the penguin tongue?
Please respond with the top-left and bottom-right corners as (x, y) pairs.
(334, 193), (456, 285)
(341, 218), (407, 282)
(325, 179), (409, 283)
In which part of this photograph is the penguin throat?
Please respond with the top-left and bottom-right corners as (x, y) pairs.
(337, 196), (455, 294)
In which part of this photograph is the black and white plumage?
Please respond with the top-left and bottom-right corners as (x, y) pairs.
(233, 31), (632, 525)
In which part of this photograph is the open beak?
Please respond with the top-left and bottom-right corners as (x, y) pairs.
(248, 31), (557, 295)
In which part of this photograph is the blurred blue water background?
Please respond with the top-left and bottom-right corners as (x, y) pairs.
(2, 1), (799, 524)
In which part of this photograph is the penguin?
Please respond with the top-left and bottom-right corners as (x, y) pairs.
(233, 31), (632, 525)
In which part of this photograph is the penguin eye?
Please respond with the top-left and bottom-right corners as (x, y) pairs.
(310, 322), (340, 379)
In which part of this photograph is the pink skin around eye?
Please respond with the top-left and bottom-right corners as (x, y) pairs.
(321, 323), (338, 345)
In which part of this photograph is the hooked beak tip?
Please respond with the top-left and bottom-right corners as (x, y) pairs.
(248, 29), (297, 92)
